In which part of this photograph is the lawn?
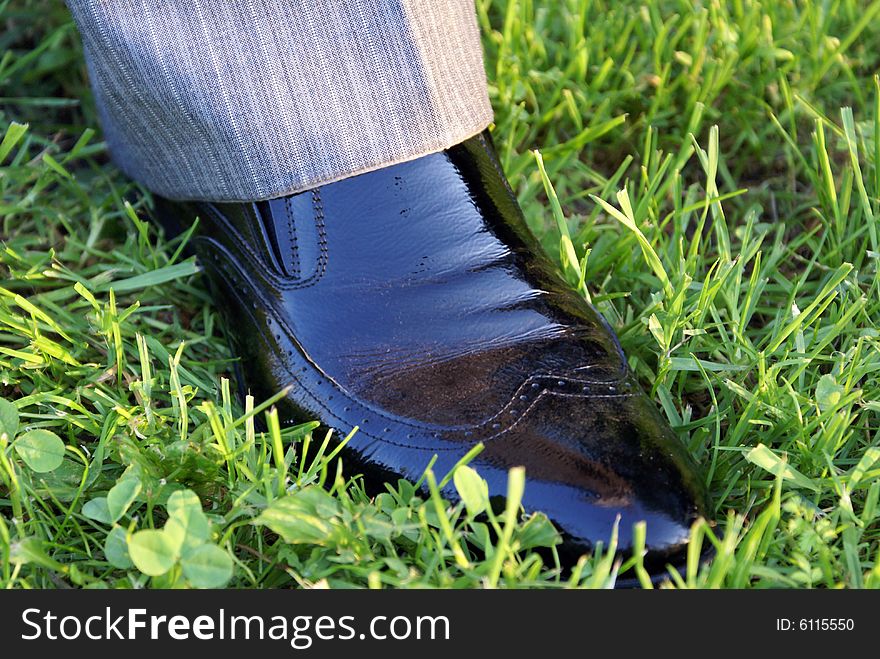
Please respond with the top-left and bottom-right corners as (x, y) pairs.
(2, 0), (880, 588)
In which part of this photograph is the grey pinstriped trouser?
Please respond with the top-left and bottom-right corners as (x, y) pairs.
(66, 1), (493, 202)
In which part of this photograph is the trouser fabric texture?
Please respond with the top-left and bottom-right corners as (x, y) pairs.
(66, 0), (493, 201)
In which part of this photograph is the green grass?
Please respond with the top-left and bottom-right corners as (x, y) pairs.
(2, 0), (880, 588)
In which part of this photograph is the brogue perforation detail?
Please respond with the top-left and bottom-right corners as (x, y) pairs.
(201, 242), (639, 448)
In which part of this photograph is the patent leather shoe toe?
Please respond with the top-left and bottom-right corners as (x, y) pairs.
(155, 131), (709, 572)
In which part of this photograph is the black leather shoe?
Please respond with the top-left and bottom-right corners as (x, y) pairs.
(155, 131), (709, 573)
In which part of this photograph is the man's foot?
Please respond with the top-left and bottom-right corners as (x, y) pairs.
(155, 132), (709, 573)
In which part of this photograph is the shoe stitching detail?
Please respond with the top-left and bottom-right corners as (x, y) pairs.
(305, 189), (329, 289)
(284, 195), (300, 279)
(197, 237), (639, 448)
(205, 235), (637, 429)
(198, 196), (328, 290)
(215, 262), (458, 452)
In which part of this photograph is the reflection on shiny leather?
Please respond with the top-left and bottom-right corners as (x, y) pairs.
(156, 131), (709, 570)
